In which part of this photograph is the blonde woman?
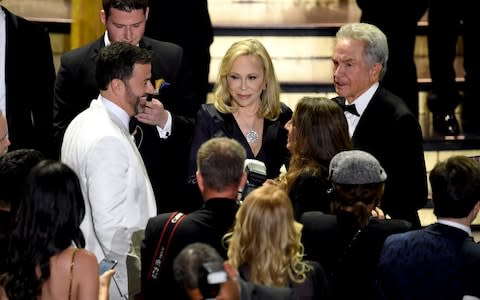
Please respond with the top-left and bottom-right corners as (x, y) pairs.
(224, 184), (328, 299)
(188, 39), (292, 184)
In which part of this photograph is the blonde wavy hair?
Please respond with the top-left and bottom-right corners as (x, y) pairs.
(224, 184), (311, 286)
(212, 38), (281, 121)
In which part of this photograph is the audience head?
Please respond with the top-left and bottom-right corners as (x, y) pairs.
(196, 137), (247, 196)
(283, 96), (351, 183)
(173, 242), (240, 300)
(2, 160), (86, 299)
(96, 41), (154, 115)
(0, 111), (11, 155)
(101, 0), (149, 45)
(430, 155), (480, 221)
(329, 150), (387, 227)
(333, 22), (388, 101)
(0, 149), (45, 214)
(225, 184), (309, 286)
(213, 38), (281, 120)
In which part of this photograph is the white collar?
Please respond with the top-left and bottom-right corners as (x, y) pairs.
(99, 95), (130, 132)
(347, 82), (379, 116)
(436, 219), (472, 236)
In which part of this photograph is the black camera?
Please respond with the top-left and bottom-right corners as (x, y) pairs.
(198, 262), (228, 299)
(239, 159), (267, 201)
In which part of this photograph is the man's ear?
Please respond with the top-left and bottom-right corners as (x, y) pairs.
(196, 171), (204, 193)
(110, 78), (124, 95)
(100, 9), (107, 25)
(238, 172), (247, 191)
(471, 201), (480, 220)
(369, 62), (382, 81)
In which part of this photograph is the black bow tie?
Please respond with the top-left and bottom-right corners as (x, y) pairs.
(129, 117), (139, 134)
(343, 103), (360, 116)
(334, 97), (360, 116)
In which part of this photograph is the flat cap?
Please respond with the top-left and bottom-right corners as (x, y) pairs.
(329, 150), (387, 184)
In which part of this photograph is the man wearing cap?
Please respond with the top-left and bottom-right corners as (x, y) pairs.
(300, 149), (412, 299)
(376, 155), (480, 299)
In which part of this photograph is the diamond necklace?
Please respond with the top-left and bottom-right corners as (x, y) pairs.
(245, 129), (258, 144)
(234, 111), (260, 144)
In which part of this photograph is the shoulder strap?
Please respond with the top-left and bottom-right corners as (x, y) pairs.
(147, 211), (186, 280)
(68, 248), (80, 300)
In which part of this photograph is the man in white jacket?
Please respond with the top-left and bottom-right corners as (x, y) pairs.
(61, 41), (157, 300)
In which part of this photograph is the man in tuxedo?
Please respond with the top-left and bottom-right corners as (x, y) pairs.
(377, 155), (480, 299)
(141, 137), (246, 300)
(173, 243), (297, 300)
(61, 42), (157, 300)
(0, 3), (56, 158)
(54, 0), (201, 214)
(331, 22), (428, 228)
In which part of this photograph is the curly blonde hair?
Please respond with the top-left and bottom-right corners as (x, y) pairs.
(224, 184), (310, 286)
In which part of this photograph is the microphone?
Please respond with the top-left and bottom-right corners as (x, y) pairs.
(146, 79), (171, 101)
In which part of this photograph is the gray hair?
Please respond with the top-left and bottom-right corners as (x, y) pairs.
(337, 22), (389, 80)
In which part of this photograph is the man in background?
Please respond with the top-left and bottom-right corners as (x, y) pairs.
(54, 0), (200, 214)
(377, 155), (480, 299)
(0, 2), (56, 158)
(141, 137), (246, 299)
(173, 243), (297, 300)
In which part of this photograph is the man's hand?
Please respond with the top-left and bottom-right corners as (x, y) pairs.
(136, 98), (169, 128)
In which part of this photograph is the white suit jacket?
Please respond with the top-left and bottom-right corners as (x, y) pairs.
(61, 97), (157, 299)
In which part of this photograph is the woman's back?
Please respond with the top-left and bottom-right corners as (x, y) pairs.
(40, 247), (98, 300)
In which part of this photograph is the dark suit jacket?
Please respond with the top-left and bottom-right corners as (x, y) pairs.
(141, 198), (239, 300)
(335, 87), (428, 227)
(239, 278), (298, 300)
(188, 103), (292, 179)
(377, 223), (480, 300)
(145, 0), (213, 101)
(300, 210), (412, 299)
(2, 6), (56, 158)
(54, 35), (200, 213)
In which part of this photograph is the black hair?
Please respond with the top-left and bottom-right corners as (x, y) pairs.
(431, 155), (480, 218)
(173, 243), (225, 291)
(102, 0), (149, 18)
(2, 160), (86, 299)
(95, 41), (152, 90)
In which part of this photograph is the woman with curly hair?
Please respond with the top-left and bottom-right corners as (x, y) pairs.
(277, 96), (352, 220)
(0, 160), (113, 300)
(224, 184), (329, 299)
